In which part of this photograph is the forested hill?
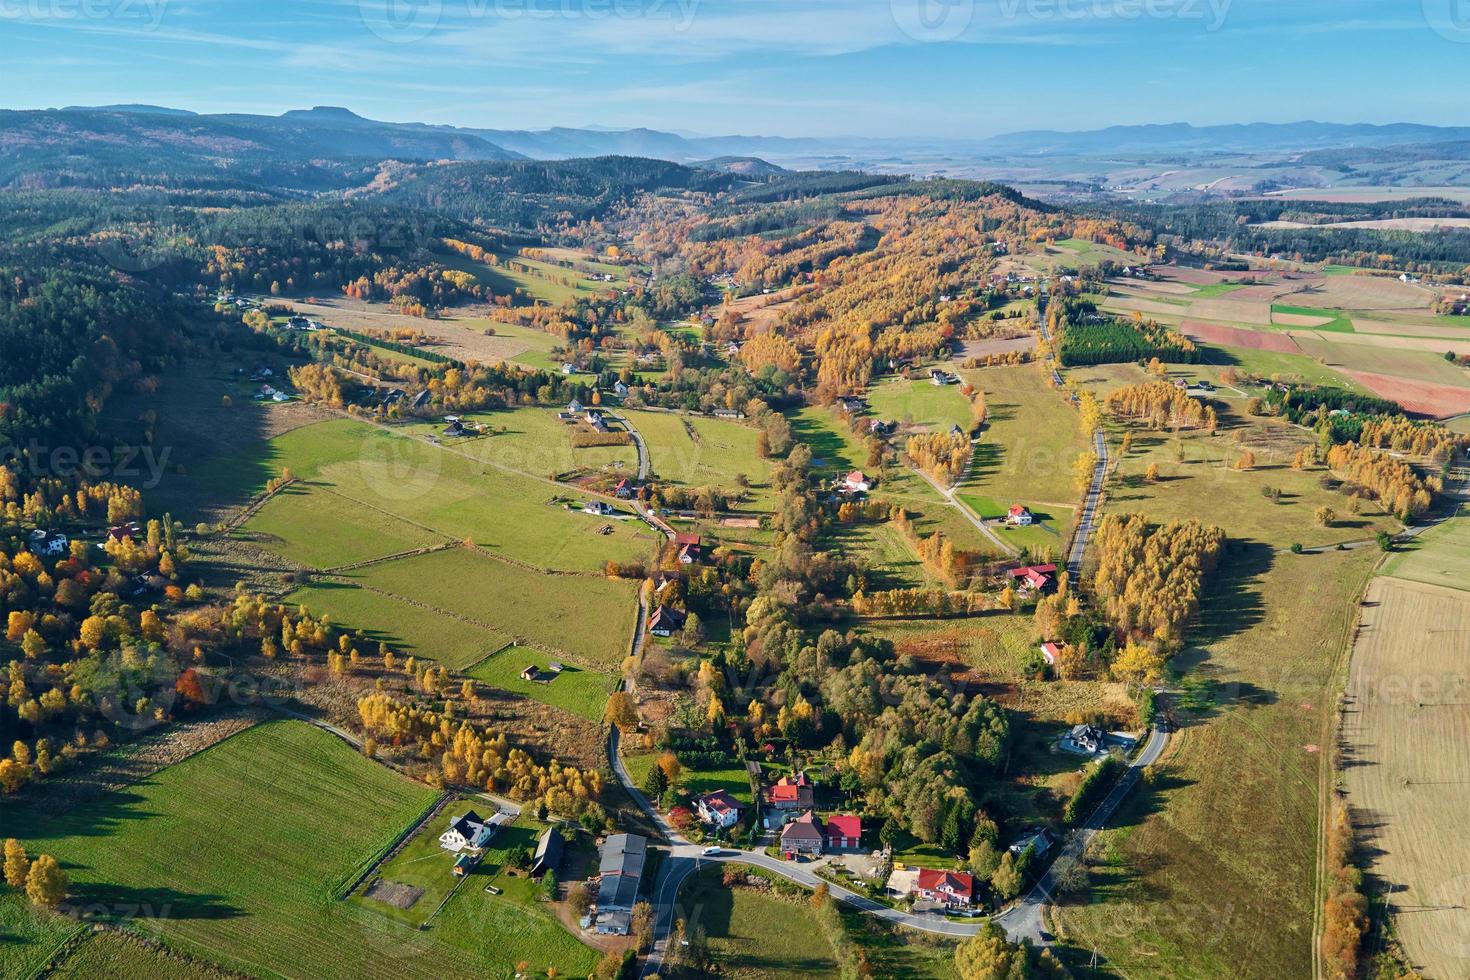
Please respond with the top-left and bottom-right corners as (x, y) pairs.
(368, 156), (738, 228)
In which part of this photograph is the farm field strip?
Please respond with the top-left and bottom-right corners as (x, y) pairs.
(1341, 576), (1470, 980)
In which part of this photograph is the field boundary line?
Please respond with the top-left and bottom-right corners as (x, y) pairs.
(320, 540), (460, 574)
(340, 790), (454, 902)
(220, 476), (299, 533)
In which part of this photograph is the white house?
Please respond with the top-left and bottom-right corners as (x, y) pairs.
(695, 789), (745, 830)
(1006, 505), (1035, 526)
(583, 500), (614, 516)
(439, 810), (511, 852)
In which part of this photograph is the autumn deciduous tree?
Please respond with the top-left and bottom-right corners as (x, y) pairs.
(25, 854), (67, 908)
(604, 691), (639, 733)
(1145, 462), (1161, 483)
(3, 839), (29, 887)
(1072, 451), (1099, 494)
(1233, 450), (1256, 471)
(1111, 642), (1166, 688)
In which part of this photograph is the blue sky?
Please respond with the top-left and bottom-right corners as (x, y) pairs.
(4, 0), (1468, 137)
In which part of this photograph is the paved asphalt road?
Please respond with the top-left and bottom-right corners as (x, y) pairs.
(624, 719), (1170, 974)
(1067, 429), (1108, 580)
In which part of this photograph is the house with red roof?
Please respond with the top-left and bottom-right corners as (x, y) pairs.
(1005, 504), (1034, 526)
(673, 532), (703, 564)
(763, 772), (815, 812)
(694, 789), (746, 831)
(1039, 641), (1063, 666)
(842, 470), (871, 494)
(824, 814), (862, 851)
(915, 868), (975, 907)
(1006, 563), (1057, 593)
(613, 478), (636, 499)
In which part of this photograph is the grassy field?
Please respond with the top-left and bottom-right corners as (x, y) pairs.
(0, 891), (79, 979)
(216, 418), (657, 573)
(244, 485), (448, 568)
(624, 410), (774, 509)
(467, 645), (618, 720)
(1341, 574), (1470, 979)
(959, 362), (1084, 507)
(345, 548), (638, 666)
(394, 406), (638, 476)
(43, 932), (234, 979)
(1381, 503), (1470, 591)
(287, 578), (508, 670)
(1271, 304), (1355, 333)
(0, 720), (590, 980)
(840, 907), (959, 979)
(866, 378), (975, 432)
(1103, 420), (1399, 550)
(829, 521), (939, 591)
(1060, 544), (1378, 977)
(678, 870), (837, 980)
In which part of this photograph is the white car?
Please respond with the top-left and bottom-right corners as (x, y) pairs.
(702, 846), (723, 857)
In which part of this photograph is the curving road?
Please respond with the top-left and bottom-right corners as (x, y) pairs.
(621, 719), (1169, 974)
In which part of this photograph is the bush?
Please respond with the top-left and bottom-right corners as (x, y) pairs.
(1290, 542), (1304, 554)
(1063, 756), (1124, 824)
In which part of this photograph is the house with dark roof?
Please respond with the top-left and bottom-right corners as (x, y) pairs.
(779, 811), (826, 858)
(647, 606), (687, 638)
(532, 826), (564, 878)
(438, 810), (512, 852)
(1008, 827), (1055, 859)
(595, 833), (648, 934)
(27, 530), (68, 558)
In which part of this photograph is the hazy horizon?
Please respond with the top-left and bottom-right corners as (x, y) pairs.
(4, 0), (1469, 139)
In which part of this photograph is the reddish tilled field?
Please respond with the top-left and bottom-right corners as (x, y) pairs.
(1180, 320), (1301, 353)
(1341, 370), (1470, 418)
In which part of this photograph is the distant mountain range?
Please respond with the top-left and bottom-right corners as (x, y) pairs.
(36, 105), (1470, 161)
(4, 105), (1469, 197)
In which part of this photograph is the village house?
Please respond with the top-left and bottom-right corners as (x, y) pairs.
(929, 368), (957, 386)
(824, 814), (863, 851)
(711, 407), (745, 420)
(1006, 505), (1035, 527)
(613, 478), (636, 499)
(583, 500), (614, 516)
(1039, 641), (1063, 666)
(835, 396), (866, 415)
(27, 530), (68, 558)
(594, 833), (648, 935)
(567, 398), (584, 414)
(915, 868), (975, 908)
(107, 521), (144, 543)
(674, 532), (703, 564)
(439, 810), (512, 852)
(694, 789), (746, 830)
(1006, 563), (1057, 594)
(779, 811), (826, 859)
(1066, 723), (1106, 754)
(560, 362), (577, 375)
(841, 470), (871, 494)
(531, 826), (564, 878)
(1008, 827), (1055, 859)
(613, 380), (630, 397)
(763, 771), (815, 813)
(647, 605), (687, 638)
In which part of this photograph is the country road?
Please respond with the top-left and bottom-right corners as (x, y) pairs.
(618, 718), (1171, 974)
(995, 715), (1169, 945)
(1067, 429), (1109, 580)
